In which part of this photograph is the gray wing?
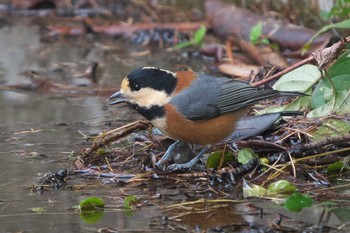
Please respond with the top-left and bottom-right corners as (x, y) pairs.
(170, 73), (280, 121)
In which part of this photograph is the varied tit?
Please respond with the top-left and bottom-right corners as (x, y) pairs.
(108, 67), (302, 145)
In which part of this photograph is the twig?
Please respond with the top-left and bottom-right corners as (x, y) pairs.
(89, 120), (151, 153)
(251, 56), (314, 86)
(252, 36), (350, 87)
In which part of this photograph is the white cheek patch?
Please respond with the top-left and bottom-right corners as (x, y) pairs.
(126, 87), (170, 108)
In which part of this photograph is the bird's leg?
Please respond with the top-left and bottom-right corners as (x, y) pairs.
(155, 141), (210, 173)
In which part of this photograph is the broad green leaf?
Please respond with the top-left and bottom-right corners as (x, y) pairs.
(284, 193), (313, 212)
(193, 25), (206, 45)
(328, 50), (350, 77)
(124, 195), (137, 210)
(303, 19), (350, 52)
(250, 22), (263, 44)
(243, 180), (266, 198)
(206, 150), (234, 169)
(309, 51), (350, 116)
(312, 74), (350, 109)
(79, 197), (105, 211)
(267, 180), (297, 195)
(237, 148), (256, 165)
(273, 64), (321, 93)
(308, 90), (350, 117)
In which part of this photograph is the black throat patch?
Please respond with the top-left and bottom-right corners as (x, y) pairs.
(129, 103), (165, 121)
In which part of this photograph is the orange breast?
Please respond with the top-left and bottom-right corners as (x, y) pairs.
(164, 104), (250, 145)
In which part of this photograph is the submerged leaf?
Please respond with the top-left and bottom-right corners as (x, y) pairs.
(29, 207), (46, 214)
(124, 195), (137, 210)
(80, 210), (104, 224)
(79, 197), (105, 224)
(284, 193), (313, 212)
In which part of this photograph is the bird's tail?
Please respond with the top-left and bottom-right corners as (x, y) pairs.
(278, 91), (308, 97)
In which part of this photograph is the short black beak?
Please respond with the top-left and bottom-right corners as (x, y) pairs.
(107, 91), (126, 105)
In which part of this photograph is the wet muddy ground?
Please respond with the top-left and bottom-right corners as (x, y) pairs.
(0, 19), (211, 232)
(1, 18), (350, 232)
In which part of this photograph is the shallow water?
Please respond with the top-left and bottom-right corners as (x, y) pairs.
(0, 19), (147, 232)
(0, 18), (209, 232)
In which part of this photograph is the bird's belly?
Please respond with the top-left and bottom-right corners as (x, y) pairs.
(162, 104), (250, 145)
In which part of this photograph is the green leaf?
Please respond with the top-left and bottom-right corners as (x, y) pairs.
(328, 50), (350, 77)
(263, 64), (319, 113)
(29, 207), (46, 214)
(309, 51), (350, 117)
(79, 197), (105, 224)
(250, 22), (263, 44)
(308, 89), (350, 117)
(273, 64), (321, 93)
(259, 94), (311, 114)
(261, 38), (270, 44)
(237, 148), (256, 165)
(312, 119), (350, 141)
(319, 10), (330, 20)
(284, 193), (313, 212)
(79, 197), (105, 211)
(174, 41), (195, 49)
(303, 19), (350, 52)
(97, 148), (106, 155)
(267, 180), (297, 195)
(193, 25), (206, 45)
(80, 209), (104, 224)
(326, 161), (346, 173)
(243, 180), (267, 198)
(206, 150), (234, 169)
(124, 195), (137, 210)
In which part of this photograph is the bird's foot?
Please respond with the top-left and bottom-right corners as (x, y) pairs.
(155, 141), (209, 173)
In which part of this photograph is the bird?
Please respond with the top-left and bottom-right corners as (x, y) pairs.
(107, 67), (303, 146)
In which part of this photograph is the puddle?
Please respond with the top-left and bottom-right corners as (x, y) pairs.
(0, 18), (209, 232)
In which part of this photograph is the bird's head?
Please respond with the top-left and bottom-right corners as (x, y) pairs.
(107, 67), (177, 118)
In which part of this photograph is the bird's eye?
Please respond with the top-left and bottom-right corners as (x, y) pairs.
(131, 82), (141, 91)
